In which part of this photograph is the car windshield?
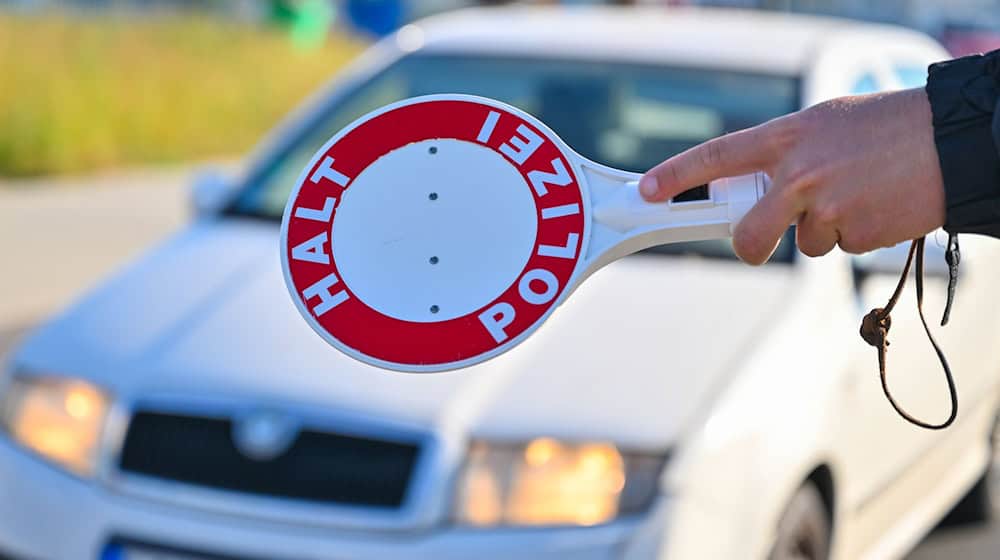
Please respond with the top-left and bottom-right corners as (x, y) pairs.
(230, 53), (799, 263)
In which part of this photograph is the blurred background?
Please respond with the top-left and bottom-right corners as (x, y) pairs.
(3, 1), (1000, 559)
(1, 0), (998, 181)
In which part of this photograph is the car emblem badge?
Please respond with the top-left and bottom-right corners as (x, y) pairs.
(232, 410), (298, 462)
(280, 94), (770, 373)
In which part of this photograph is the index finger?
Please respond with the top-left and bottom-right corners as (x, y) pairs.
(639, 121), (781, 202)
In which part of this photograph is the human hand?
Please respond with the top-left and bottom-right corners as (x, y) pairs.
(639, 88), (946, 264)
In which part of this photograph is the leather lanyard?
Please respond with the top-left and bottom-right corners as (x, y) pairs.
(858, 234), (960, 430)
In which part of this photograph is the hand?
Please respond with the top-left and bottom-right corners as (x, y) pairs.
(639, 88), (946, 265)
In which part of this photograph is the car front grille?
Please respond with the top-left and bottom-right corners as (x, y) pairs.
(118, 410), (421, 509)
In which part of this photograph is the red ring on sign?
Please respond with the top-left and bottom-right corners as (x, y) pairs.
(283, 98), (586, 369)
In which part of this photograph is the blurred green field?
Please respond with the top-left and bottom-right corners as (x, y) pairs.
(0, 13), (363, 177)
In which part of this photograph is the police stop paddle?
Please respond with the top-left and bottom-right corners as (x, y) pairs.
(280, 94), (770, 372)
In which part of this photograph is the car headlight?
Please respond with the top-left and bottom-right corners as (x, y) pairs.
(0, 376), (111, 476)
(454, 438), (666, 527)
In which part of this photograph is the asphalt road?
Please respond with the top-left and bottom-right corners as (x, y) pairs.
(0, 167), (190, 327)
(0, 169), (997, 559)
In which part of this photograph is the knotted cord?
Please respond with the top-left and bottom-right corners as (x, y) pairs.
(858, 236), (959, 430)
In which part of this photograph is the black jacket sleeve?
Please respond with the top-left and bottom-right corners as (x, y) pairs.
(926, 49), (1000, 237)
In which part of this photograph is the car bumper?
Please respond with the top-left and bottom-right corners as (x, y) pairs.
(0, 438), (666, 560)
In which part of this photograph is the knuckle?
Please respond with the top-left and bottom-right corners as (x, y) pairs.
(699, 138), (726, 169)
(807, 98), (841, 119)
(765, 114), (806, 153)
(795, 227), (822, 258)
(799, 244), (827, 258)
(733, 224), (768, 265)
(812, 202), (841, 226)
(781, 163), (824, 199)
(838, 230), (875, 254)
(797, 234), (833, 258)
(837, 240), (863, 254)
(666, 161), (683, 190)
(798, 244), (821, 258)
(774, 104), (822, 137)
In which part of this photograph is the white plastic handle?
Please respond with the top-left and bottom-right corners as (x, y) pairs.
(592, 171), (771, 238)
(570, 167), (772, 284)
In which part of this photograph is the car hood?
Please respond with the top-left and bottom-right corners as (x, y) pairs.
(15, 220), (796, 449)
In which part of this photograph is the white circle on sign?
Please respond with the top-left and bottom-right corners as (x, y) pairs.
(333, 138), (539, 323)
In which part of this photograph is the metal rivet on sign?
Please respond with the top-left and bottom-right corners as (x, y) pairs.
(430, 305), (440, 314)
(428, 146), (438, 154)
(428, 192), (438, 201)
(429, 256), (439, 265)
